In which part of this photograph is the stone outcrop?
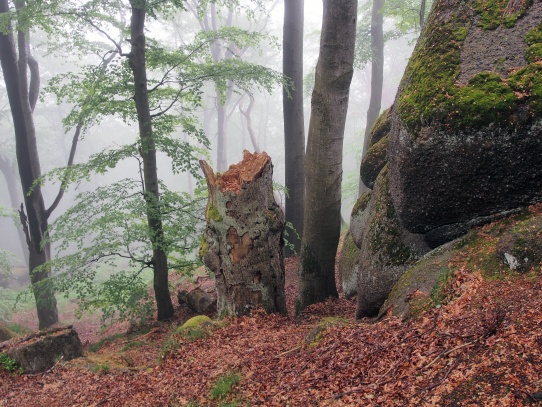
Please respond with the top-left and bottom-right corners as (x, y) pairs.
(343, 108), (429, 318)
(0, 326), (83, 373)
(178, 286), (217, 316)
(346, 1), (542, 318)
(495, 216), (542, 273)
(389, 0), (542, 248)
(354, 166), (428, 317)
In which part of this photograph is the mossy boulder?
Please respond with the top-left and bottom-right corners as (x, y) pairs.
(356, 166), (429, 318)
(360, 135), (389, 189)
(382, 207), (542, 320)
(380, 243), (457, 320)
(495, 216), (542, 273)
(389, 0), (542, 247)
(0, 326), (83, 373)
(349, 191), (372, 248)
(338, 232), (360, 298)
(178, 315), (213, 331)
(368, 107), (391, 147)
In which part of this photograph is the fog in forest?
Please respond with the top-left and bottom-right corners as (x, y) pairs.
(0, 1), (417, 271)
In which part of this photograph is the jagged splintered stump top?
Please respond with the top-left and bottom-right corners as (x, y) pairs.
(199, 151), (286, 317)
(200, 150), (270, 194)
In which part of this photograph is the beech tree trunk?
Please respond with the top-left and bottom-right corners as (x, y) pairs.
(200, 151), (286, 317)
(296, 0), (357, 314)
(128, 0), (174, 321)
(0, 0), (58, 329)
(359, 0), (384, 195)
(283, 0), (305, 255)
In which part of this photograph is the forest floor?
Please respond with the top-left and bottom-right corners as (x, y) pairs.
(2, 246), (542, 406)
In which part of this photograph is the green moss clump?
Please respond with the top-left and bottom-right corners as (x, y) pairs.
(341, 232), (359, 265)
(452, 72), (517, 128)
(198, 235), (209, 259)
(398, 13), (469, 134)
(368, 108), (391, 146)
(351, 191), (372, 218)
(207, 206), (222, 222)
(179, 315), (212, 330)
(509, 64), (542, 118)
(474, 0), (533, 30)
(399, 4), (542, 135)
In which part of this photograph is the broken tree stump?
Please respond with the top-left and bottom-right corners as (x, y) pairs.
(199, 151), (286, 317)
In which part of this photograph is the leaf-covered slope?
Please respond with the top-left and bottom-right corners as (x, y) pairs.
(3, 211), (542, 406)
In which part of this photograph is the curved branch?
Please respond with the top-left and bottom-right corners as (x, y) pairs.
(44, 121), (82, 219)
(239, 96), (260, 153)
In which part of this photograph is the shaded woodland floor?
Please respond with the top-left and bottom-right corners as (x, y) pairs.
(2, 249), (542, 406)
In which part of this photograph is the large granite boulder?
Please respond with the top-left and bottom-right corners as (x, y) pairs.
(355, 166), (428, 317)
(389, 0), (542, 248)
(348, 1), (542, 318)
(345, 109), (429, 318)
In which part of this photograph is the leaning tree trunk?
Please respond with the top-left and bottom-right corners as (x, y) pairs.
(0, 0), (59, 329)
(200, 151), (286, 317)
(296, 0), (358, 314)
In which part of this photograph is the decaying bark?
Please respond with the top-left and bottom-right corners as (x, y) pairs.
(199, 151), (286, 317)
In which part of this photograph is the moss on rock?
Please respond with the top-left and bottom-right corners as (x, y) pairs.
(398, 2), (542, 134)
(368, 107), (391, 147)
(360, 135), (389, 190)
(338, 232), (360, 298)
(350, 191), (373, 248)
(356, 166), (429, 318)
(178, 315), (213, 330)
(495, 216), (542, 273)
(474, 0), (533, 30)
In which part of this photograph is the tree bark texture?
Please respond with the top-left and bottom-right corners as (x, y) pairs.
(296, 0), (357, 314)
(200, 151), (286, 317)
(359, 0), (384, 195)
(283, 0), (305, 255)
(0, 0), (58, 329)
(128, 0), (174, 321)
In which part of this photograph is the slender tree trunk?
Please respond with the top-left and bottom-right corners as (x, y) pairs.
(0, 0), (58, 329)
(127, 0), (174, 321)
(359, 0), (384, 195)
(283, 0), (305, 256)
(296, 0), (358, 314)
(0, 157), (29, 267)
